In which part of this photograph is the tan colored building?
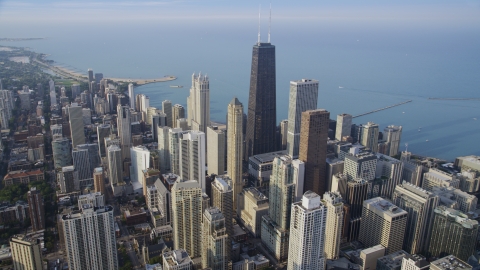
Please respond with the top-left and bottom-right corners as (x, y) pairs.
(10, 233), (43, 270)
(93, 167), (105, 194)
(237, 187), (269, 237)
(227, 97), (244, 208)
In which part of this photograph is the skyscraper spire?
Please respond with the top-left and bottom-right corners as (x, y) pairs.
(268, 3), (271, 43)
(258, 4), (261, 44)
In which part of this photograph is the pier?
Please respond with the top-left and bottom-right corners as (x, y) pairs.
(353, 100), (412, 118)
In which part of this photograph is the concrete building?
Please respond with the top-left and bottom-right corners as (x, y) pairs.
(52, 137), (72, 169)
(375, 153), (404, 199)
(162, 249), (193, 270)
(383, 125), (402, 157)
(172, 180), (202, 258)
(187, 73), (210, 133)
(323, 191), (344, 260)
(207, 126), (226, 175)
(286, 79), (319, 158)
(401, 155), (423, 187)
(130, 146), (150, 188)
(146, 106), (158, 125)
(10, 233), (43, 270)
(61, 205), (118, 270)
(430, 256), (472, 270)
(431, 186), (477, 213)
(361, 122), (379, 152)
(179, 131), (206, 192)
(93, 167), (105, 194)
(202, 207), (229, 269)
(422, 168), (459, 191)
(107, 145), (123, 185)
(58, 166), (79, 193)
(299, 109), (330, 196)
(27, 187), (45, 232)
(336, 113), (353, 141)
(400, 255), (429, 270)
(344, 151), (378, 182)
(428, 206), (478, 261)
(168, 128), (184, 175)
(211, 176), (233, 262)
(376, 250), (409, 270)
(77, 143), (101, 173)
(392, 181), (439, 254)
(128, 83), (134, 109)
(227, 97), (244, 208)
(78, 192), (104, 209)
(162, 100), (173, 127)
(237, 187), (269, 237)
(172, 104), (185, 128)
(358, 197), (408, 254)
(287, 191), (327, 270)
(117, 105), (132, 160)
(455, 155), (480, 175)
(261, 155), (304, 261)
(68, 104), (85, 148)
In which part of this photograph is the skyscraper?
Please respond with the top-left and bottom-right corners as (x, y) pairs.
(61, 205), (118, 270)
(202, 207), (229, 269)
(323, 191), (344, 260)
(287, 191), (327, 270)
(128, 83), (135, 109)
(187, 73), (210, 133)
(227, 97), (244, 208)
(97, 124), (110, 157)
(299, 109), (330, 195)
(52, 137), (72, 169)
(93, 167), (105, 194)
(77, 143), (100, 173)
(361, 122), (379, 152)
(68, 104), (85, 148)
(358, 197), (408, 254)
(130, 146), (150, 187)
(172, 180), (202, 258)
(428, 206), (478, 261)
(261, 155), (304, 261)
(384, 125), (402, 157)
(245, 40), (277, 161)
(87, 68), (94, 83)
(286, 79), (319, 158)
(335, 113), (352, 141)
(162, 100), (173, 127)
(392, 181), (439, 254)
(211, 176), (233, 263)
(179, 131), (206, 191)
(117, 105), (132, 160)
(27, 187), (45, 232)
(72, 148), (93, 182)
(345, 178), (369, 241)
(207, 126), (226, 175)
(107, 145), (123, 185)
(172, 104), (185, 128)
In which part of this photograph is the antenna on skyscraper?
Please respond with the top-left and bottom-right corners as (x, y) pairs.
(268, 2), (271, 43)
(258, 4), (261, 44)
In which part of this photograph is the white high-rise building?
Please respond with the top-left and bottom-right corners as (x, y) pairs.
(117, 105), (132, 160)
(10, 233), (44, 270)
(61, 205), (118, 270)
(202, 207), (229, 269)
(336, 113), (352, 141)
(207, 126), (226, 175)
(130, 146), (150, 187)
(392, 181), (439, 255)
(172, 180), (202, 258)
(187, 73), (210, 133)
(375, 153), (404, 199)
(128, 83), (134, 109)
(361, 122), (379, 152)
(358, 197), (408, 254)
(107, 145), (123, 185)
(227, 97), (244, 208)
(286, 79), (319, 158)
(179, 131), (206, 191)
(49, 79), (57, 106)
(68, 103), (85, 148)
(323, 191), (344, 260)
(287, 191), (327, 270)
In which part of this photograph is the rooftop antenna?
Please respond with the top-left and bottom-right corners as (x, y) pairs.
(268, 2), (271, 43)
(258, 4), (261, 44)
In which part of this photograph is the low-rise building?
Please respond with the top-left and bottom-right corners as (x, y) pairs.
(3, 169), (44, 186)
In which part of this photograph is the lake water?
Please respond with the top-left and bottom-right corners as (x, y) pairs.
(1, 19), (479, 160)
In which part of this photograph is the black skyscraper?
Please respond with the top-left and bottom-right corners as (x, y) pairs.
(245, 42), (277, 161)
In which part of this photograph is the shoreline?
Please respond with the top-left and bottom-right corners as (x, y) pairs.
(32, 53), (176, 85)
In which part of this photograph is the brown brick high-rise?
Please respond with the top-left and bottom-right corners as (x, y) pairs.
(299, 109), (330, 196)
(27, 187), (45, 232)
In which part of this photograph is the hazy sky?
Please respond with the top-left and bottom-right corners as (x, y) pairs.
(1, 0), (479, 23)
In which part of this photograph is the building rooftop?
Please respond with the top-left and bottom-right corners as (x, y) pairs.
(244, 187), (268, 202)
(249, 150), (287, 165)
(364, 197), (407, 218)
(377, 250), (409, 269)
(213, 176), (232, 192)
(163, 249), (192, 266)
(434, 206), (478, 229)
(173, 180), (201, 191)
(431, 255), (472, 270)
